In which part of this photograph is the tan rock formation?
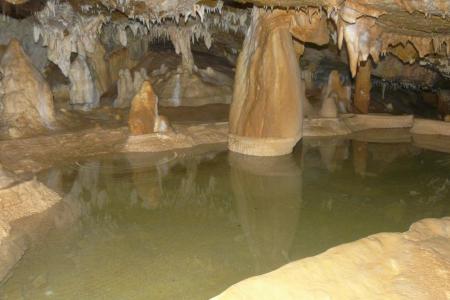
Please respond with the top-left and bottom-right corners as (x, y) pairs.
(229, 8), (328, 156)
(0, 179), (61, 280)
(213, 217), (450, 300)
(106, 47), (139, 84)
(128, 81), (170, 135)
(68, 55), (100, 111)
(114, 68), (149, 108)
(87, 41), (112, 95)
(0, 39), (56, 138)
(152, 66), (232, 107)
(319, 93), (338, 118)
(321, 70), (351, 114)
(354, 60), (372, 114)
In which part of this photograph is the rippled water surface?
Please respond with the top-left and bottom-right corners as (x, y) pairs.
(1, 138), (450, 299)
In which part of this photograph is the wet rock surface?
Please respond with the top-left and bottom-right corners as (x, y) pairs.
(214, 217), (450, 300)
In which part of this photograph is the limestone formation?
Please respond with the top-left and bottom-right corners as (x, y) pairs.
(321, 70), (351, 114)
(128, 81), (170, 135)
(86, 41), (112, 95)
(0, 179), (61, 280)
(0, 39), (56, 138)
(213, 217), (450, 300)
(229, 8), (328, 156)
(354, 60), (372, 114)
(319, 93), (338, 118)
(68, 56), (100, 111)
(152, 66), (232, 107)
(114, 68), (149, 108)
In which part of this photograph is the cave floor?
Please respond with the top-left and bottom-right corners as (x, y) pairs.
(0, 139), (449, 299)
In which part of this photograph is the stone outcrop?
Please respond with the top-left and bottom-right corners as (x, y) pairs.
(321, 70), (351, 114)
(229, 8), (329, 156)
(354, 60), (372, 114)
(86, 41), (112, 95)
(319, 93), (338, 118)
(0, 179), (61, 280)
(128, 81), (170, 135)
(0, 39), (56, 138)
(114, 68), (148, 108)
(213, 217), (450, 300)
(152, 66), (232, 107)
(68, 56), (100, 111)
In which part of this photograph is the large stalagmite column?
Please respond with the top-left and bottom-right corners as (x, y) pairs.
(229, 8), (328, 156)
(354, 60), (372, 114)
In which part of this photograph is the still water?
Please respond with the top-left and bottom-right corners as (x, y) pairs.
(1, 138), (450, 299)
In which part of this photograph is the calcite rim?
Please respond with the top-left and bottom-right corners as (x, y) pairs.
(228, 134), (301, 156)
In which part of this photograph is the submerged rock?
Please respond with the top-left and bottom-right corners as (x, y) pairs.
(0, 39), (56, 138)
(213, 217), (450, 300)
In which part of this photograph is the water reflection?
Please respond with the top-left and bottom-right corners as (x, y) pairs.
(229, 152), (302, 273)
(1, 139), (450, 299)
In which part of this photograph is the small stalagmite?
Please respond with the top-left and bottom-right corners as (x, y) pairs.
(319, 93), (338, 118)
(0, 39), (56, 138)
(128, 80), (170, 135)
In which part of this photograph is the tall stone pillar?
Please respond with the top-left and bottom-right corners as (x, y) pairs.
(230, 11), (298, 156)
(229, 8), (328, 156)
(354, 60), (372, 114)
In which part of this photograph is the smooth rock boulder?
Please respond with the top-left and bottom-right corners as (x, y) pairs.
(0, 39), (56, 138)
(213, 217), (450, 300)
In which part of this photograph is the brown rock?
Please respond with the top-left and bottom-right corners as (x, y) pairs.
(128, 81), (158, 135)
(354, 60), (372, 114)
(229, 8), (328, 156)
(0, 39), (56, 138)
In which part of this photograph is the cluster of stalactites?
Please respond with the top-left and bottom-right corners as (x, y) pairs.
(100, 0), (224, 25)
(106, 6), (249, 54)
(329, 3), (450, 77)
(33, 0), (109, 76)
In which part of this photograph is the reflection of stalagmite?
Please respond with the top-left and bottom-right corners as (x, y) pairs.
(229, 8), (328, 156)
(229, 152), (302, 273)
(352, 140), (368, 176)
(354, 60), (372, 114)
(318, 139), (349, 172)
